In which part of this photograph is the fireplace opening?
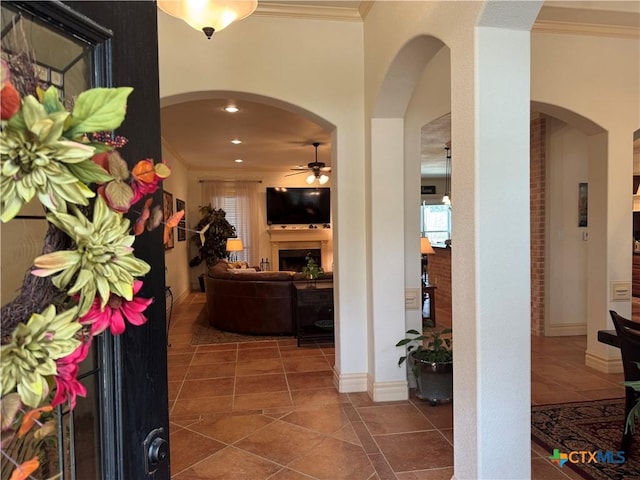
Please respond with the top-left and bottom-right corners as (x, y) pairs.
(279, 249), (320, 272)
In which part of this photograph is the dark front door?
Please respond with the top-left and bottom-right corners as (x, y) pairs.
(2, 1), (170, 478)
(67, 2), (171, 479)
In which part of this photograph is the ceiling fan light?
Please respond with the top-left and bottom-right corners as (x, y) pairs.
(158, 0), (257, 35)
(306, 174), (316, 184)
(319, 174), (329, 185)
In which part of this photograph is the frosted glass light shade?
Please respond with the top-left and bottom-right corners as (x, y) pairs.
(318, 174), (329, 185)
(306, 174), (316, 184)
(158, 0), (257, 34)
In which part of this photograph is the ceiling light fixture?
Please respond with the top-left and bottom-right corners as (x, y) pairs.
(231, 139), (242, 144)
(157, 0), (258, 40)
(286, 143), (331, 184)
(224, 105), (239, 113)
(234, 159), (243, 163)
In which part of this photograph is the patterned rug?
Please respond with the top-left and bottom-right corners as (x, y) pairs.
(531, 398), (640, 480)
(190, 305), (294, 345)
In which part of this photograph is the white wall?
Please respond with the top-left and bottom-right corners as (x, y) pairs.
(545, 119), (589, 335)
(162, 145), (191, 303)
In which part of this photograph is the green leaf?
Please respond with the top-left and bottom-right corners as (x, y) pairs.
(33, 251), (82, 273)
(21, 96), (47, 131)
(0, 393), (22, 431)
(104, 181), (134, 211)
(154, 162), (171, 178)
(7, 109), (26, 131)
(41, 86), (66, 114)
(107, 151), (130, 181)
(66, 87), (133, 138)
(66, 159), (113, 185)
(0, 196), (24, 223)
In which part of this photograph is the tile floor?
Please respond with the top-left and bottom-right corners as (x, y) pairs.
(167, 293), (625, 479)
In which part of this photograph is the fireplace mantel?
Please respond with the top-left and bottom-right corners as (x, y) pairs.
(267, 228), (332, 271)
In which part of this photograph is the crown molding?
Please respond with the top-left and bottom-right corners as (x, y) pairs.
(534, 6), (640, 39)
(533, 19), (640, 39)
(254, 2), (364, 21)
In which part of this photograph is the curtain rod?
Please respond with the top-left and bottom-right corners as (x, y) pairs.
(198, 179), (262, 183)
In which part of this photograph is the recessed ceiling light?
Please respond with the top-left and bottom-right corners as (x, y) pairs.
(231, 139), (242, 144)
(234, 159), (243, 163)
(224, 105), (239, 113)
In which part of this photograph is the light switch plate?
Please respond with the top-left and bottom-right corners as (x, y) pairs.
(405, 288), (421, 310)
(610, 281), (631, 301)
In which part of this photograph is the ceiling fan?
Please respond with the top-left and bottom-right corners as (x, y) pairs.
(286, 142), (331, 184)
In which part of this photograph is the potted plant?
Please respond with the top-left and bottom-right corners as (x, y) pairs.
(189, 205), (236, 291)
(396, 327), (453, 405)
(301, 253), (323, 288)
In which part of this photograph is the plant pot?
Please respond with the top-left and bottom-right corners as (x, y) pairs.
(412, 354), (453, 406)
(198, 274), (206, 293)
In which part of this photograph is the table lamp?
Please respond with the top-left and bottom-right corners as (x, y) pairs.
(226, 238), (243, 262)
(420, 236), (434, 286)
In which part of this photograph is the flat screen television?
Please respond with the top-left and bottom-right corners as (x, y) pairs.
(266, 187), (331, 225)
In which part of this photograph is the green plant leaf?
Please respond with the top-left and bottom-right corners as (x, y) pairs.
(0, 393), (21, 431)
(41, 86), (66, 114)
(66, 87), (133, 138)
(66, 159), (113, 184)
(107, 151), (130, 181)
(104, 180), (134, 211)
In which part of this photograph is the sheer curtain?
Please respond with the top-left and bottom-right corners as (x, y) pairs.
(200, 180), (260, 266)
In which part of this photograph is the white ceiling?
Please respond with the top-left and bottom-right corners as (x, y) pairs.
(159, 1), (639, 178)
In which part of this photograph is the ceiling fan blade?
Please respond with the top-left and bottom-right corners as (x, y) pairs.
(285, 170), (308, 177)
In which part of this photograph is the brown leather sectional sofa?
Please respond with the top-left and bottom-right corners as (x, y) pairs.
(205, 260), (332, 335)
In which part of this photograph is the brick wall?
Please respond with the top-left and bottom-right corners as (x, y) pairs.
(530, 113), (546, 335)
(428, 247), (451, 327)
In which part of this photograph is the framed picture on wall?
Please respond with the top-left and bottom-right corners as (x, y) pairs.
(578, 182), (588, 227)
(163, 190), (174, 249)
(176, 198), (186, 241)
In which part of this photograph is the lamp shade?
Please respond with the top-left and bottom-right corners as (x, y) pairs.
(158, 0), (257, 35)
(420, 237), (435, 255)
(226, 238), (243, 252)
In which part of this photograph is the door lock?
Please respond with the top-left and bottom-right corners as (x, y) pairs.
(143, 427), (168, 475)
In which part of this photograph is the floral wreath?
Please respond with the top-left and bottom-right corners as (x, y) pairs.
(0, 58), (182, 479)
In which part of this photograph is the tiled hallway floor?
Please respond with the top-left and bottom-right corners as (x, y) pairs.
(167, 293), (624, 479)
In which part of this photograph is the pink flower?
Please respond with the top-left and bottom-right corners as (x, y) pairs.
(130, 176), (161, 205)
(52, 337), (92, 410)
(79, 280), (153, 336)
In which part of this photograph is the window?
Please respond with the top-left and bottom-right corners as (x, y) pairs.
(421, 202), (451, 246)
(202, 181), (259, 265)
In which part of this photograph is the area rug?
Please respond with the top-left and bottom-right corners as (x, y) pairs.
(190, 305), (294, 345)
(531, 398), (640, 480)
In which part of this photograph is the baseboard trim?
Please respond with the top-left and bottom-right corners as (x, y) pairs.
(546, 323), (587, 336)
(334, 372), (368, 393)
(585, 351), (623, 374)
(367, 376), (408, 402)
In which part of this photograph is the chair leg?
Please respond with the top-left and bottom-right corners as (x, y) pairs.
(621, 387), (636, 458)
